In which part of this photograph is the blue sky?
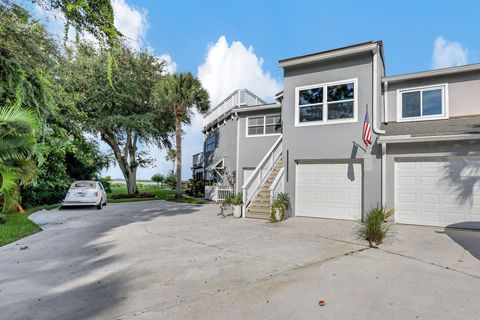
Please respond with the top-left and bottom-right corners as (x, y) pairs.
(32, 0), (480, 180)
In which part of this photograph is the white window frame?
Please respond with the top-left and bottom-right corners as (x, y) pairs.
(246, 114), (282, 137)
(295, 78), (358, 127)
(397, 84), (448, 122)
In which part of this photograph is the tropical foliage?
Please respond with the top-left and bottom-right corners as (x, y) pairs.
(153, 73), (210, 198)
(0, 4), (109, 215)
(64, 43), (175, 194)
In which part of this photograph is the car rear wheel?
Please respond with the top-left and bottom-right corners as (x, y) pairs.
(96, 199), (103, 210)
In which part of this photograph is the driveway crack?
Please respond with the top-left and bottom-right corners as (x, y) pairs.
(379, 248), (480, 280)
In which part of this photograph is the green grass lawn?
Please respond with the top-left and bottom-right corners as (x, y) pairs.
(108, 185), (208, 204)
(0, 204), (59, 246)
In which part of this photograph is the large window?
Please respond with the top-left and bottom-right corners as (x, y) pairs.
(206, 134), (215, 152)
(247, 114), (281, 136)
(296, 79), (357, 126)
(399, 85), (447, 121)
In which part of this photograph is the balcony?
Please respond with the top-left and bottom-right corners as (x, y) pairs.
(192, 152), (204, 168)
(203, 89), (266, 128)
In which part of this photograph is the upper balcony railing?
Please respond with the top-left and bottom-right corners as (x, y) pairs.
(203, 89), (266, 128)
(192, 152), (204, 167)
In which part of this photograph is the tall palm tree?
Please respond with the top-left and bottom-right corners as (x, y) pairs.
(0, 105), (40, 215)
(165, 148), (176, 172)
(154, 73), (209, 198)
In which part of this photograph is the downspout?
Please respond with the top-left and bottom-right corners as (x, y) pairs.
(372, 45), (386, 208)
(235, 112), (240, 193)
(372, 47), (385, 135)
(383, 80), (389, 124)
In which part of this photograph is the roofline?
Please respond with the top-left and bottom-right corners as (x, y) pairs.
(384, 63), (480, 83)
(278, 41), (382, 68)
(234, 103), (280, 113)
(202, 103), (281, 132)
(378, 133), (480, 144)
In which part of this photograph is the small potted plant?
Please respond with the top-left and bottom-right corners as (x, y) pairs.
(218, 192), (243, 218)
(231, 192), (243, 218)
(270, 193), (291, 222)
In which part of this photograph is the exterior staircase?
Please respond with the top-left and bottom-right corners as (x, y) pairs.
(245, 159), (283, 220)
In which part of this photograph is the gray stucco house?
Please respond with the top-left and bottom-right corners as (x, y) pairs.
(193, 41), (480, 227)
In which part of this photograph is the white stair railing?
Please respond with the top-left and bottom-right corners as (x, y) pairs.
(242, 136), (282, 216)
(269, 167), (285, 204)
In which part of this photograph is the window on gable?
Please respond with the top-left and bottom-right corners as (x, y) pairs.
(296, 79), (357, 126)
(400, 86), (446, 121)
(247, 114), (281, 136)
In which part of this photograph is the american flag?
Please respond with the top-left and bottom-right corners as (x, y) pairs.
(362, 111), (372, 147)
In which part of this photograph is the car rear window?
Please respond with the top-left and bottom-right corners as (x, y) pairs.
(71, 182), (95, 188)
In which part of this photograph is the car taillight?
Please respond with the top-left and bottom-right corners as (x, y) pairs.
(94, 192), (98, 197)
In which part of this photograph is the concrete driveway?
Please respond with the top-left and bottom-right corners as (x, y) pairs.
(1, 201), (479, 320)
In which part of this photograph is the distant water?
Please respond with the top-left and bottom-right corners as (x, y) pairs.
(112, 180), (156, 185)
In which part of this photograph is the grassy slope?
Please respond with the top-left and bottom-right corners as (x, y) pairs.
(0, 204), (59, 246)
(108, 185), (208, 204)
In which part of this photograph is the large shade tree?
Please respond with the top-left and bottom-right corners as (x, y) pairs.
(66, 44), (175, 194)
(154, 73), (210, 198)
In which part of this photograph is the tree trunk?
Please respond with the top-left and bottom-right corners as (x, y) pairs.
(101, 131), (137, 195)
(126, 169), (137, 194)
(175, 116), (182, 199)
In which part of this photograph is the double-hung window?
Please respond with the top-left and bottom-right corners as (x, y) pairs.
(247, 114), (281, 136)
(296, 79), (357, 126)
(398, 85), (447, 121)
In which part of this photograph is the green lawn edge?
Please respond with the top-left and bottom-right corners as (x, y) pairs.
(0, 204), (60, 247)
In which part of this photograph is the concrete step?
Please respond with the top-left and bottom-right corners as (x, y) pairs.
(246, 210), (270, 219)
(249, 204), (270, 211)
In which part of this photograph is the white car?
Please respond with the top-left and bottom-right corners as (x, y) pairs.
(62, 180), (108, 210)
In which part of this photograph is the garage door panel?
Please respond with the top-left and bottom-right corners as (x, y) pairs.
(395, 158), (480, 226)
(296, 163), (362, 221)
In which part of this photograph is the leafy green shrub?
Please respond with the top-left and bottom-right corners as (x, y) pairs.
(164, 170), (176, 189)
(98, 176), (112, 193)
(358, 206), (395, 247)
(186, 179), (205, 197)
(270, 193), (290, 222)
(151, 174), (164, 187)
(110, 192), (155, 199)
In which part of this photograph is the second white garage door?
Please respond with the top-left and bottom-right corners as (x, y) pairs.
(395, 158), (480, 226)
(296, 162), (362, 220)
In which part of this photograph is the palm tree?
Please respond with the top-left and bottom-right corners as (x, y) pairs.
(0, 105), (40, 216)
(154, 73), (209, 198)
(165, 148), (176, 172)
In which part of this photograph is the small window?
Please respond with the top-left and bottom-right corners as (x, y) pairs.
(239, 90), (246, 104)
(296, 79), (357, 126)
(399, 85), (446, 121)
(206, 134), (216, 152)
(247, 114), (281, 136)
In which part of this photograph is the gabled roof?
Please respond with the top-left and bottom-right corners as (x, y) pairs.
(278, 41), (383, 68)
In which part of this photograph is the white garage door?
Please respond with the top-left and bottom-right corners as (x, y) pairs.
(296, 163), (362, 220)
(395, 158), (480, 226)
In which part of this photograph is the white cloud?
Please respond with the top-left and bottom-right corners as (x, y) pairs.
(432, 36), (469, 69)
(158, 53), (177, 75)
(198, 35), (282, 105)
(111, 0), (148, 51)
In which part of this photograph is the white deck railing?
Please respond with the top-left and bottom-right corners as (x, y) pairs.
(269, 167), (285, 203)
(203, 89), (265, 128)
(242, 136), (283, 216)
(204, 186), (234, 201)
